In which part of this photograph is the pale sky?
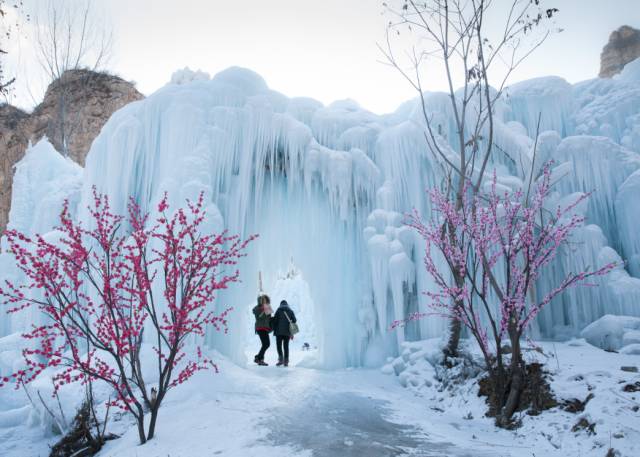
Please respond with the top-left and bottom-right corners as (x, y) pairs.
(6, 0), (640, 114)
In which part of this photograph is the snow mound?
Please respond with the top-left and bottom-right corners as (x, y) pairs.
(580, 315), (640, 351)
(380, 339), (446, 390)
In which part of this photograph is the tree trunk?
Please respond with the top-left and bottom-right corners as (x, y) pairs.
(443, 315), (461, 360)
(136, 416), (146, 444)
(500, 362), (524, 425)
(498, 325), (525, 426)
(492, 367), (506, 415)
(443, 268), (466, 360)
(146, 405), (160, 441)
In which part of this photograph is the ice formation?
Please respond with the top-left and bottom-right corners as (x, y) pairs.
(1, 59), (640, 367)
(0, 139), (83, 336)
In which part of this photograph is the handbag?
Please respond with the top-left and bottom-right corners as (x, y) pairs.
(284, 310), (299, 336)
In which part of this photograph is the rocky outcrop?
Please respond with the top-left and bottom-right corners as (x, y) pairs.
(599, 25), (640, 78)
(0, 105), (31, 233)
(0, 70), (143, 233)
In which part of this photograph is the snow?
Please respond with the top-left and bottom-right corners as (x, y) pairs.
(580, 314), (640, 351)
(382, 338), (640, 457)
(2, 337), (638, 456)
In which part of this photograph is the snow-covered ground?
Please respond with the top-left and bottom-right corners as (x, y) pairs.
(1, 336), (638, 457)
(382, 338), (640, 457)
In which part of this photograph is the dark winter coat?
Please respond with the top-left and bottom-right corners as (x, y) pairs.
(253, 305), (272, 332)
(271, 302), (297, 337)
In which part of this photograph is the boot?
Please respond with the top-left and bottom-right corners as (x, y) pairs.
(254, 355), (260, 365)
(257, 359), (268, 366)
(276, 358), (284, 367)
(284, 358), (289, 367)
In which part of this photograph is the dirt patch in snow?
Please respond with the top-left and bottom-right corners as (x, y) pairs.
(477, 362), (558, 419)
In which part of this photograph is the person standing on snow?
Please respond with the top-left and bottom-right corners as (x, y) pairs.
(253, 294), (273, 366)
(271, 300), (297, 367)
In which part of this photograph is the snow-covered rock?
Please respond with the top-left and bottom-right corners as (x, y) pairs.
(580, 315), (640, 351)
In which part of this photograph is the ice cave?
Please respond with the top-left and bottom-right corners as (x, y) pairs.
(2, 63), (640, 368)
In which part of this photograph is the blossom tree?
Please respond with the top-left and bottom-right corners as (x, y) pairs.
(0, 189), (255, 444)
(405, 163), (616, 425)
(381, 0), (558, 360)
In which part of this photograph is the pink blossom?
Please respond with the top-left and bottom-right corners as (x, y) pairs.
(0, 188), (256, 443)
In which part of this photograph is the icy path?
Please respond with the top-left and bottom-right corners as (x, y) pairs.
(94, 348), (506, 457)
(261, 385), (470, 456)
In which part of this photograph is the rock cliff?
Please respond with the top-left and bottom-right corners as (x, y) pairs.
(0, 70), (143, 232)
(599, 25), (640, 78)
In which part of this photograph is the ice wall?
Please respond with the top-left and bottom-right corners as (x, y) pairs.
(0, 139), (83, 336)
(1, 60), (640, 366)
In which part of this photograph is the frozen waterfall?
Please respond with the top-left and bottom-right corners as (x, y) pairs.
(1, 61), (640, 367)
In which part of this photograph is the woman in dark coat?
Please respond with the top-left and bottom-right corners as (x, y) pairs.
(252, 294), (272, 366)
(271, 300), (297, 367)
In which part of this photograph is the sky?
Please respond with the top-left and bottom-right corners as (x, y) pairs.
(5, 0), (640, 114)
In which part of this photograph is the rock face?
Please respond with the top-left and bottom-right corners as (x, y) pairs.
(0, 70), (143, 232)
(0, 105), (31, 234)
(599, 25), (640, 78)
